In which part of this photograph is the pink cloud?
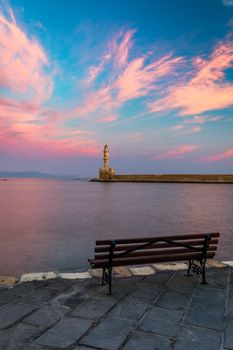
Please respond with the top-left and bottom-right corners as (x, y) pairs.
(84, 53), (111, 87)
(0, 9), (53, 102)
(0, 122), (99, 158)
(172, 125), (185, 130)
(202, 148), (233, 162)
(75, 33), (182, 120)
(184, 126), (202, 133)
(153, 144), (199, 160)
(172, 125), (202, 133)
(73, 86), (113, 117)
(98, 115), (118, 123)
(171, 114), (221, 134)
(83, 30), (134, 87)
(149, 42), (233, 115)
(113, 30), (135, 67)
(183, 115), (221, 124)
(0, 94), (99, 158)
(84, 62), (106, 87)
(115, 54), (183, 102)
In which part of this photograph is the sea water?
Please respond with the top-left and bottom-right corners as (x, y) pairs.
(0, 179), (232, 275)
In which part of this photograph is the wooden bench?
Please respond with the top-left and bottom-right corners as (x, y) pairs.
(88, 232), (220, 294)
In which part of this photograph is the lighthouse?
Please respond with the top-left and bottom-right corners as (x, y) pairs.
(103, 144), (109, 171)
(99, 144), (115, 180)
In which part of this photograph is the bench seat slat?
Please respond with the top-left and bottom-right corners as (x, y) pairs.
(95, 239), (218, 253)
(91, 252), (215, 268)
(96, 233), (219, 245)
(94, 245), (217, 260)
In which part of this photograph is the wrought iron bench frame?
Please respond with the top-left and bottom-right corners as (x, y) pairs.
(89, 233), (218, 294)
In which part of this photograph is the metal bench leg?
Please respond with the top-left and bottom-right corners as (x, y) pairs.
(201, 259), (207, 284)
(108, 267), (112, 295)
(201, 234), (210, 284)
(102, 268), (107, 285)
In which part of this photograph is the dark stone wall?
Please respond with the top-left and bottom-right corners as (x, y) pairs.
(99, 174), (233, 183)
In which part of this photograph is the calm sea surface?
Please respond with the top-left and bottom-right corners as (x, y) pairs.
(0, 179), (233, 275)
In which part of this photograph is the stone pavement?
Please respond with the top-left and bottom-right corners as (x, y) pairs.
(0, 265), (232, 350)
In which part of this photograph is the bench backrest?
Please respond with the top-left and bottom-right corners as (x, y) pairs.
(93, 233), (220, 268)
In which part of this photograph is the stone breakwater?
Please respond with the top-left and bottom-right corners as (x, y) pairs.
(92, 174), (233, 183)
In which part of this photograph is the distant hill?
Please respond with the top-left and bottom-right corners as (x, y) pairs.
(0, 171), (81, 180)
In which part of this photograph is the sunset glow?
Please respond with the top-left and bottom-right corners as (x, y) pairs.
(0, 0), (233, 176)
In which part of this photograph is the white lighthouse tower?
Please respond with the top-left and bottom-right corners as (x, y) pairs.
(99, 144), (115, 180)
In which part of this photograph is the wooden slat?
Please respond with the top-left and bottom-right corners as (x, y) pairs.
(94, 246), (217, 260)
(96, 233), (219, 245)
(95, 239), (218, 253)
(91, 252), (215, 268)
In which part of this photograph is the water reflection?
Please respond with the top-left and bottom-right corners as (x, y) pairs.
(0, 179), (233, 275)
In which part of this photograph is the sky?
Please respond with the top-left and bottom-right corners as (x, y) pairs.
(0, 0), (233, 176)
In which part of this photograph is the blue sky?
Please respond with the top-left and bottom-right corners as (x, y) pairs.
(0, 0), (233, 176)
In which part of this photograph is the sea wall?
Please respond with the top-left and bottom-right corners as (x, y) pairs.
(95, 174), (233, 183)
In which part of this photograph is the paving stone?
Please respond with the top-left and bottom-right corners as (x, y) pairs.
(224, 318), (233, 349)
(112, 276), (144, 290)
(59, 272), (91, 279)
(10, 323), (40, 344)
(73, 347), (96, 350)
(0, 303), (37, 329)
(71, 297), (116, 320)
(109, 296), (150, 321)
(23, 304), (61, 330)
(227, 298), (233, 318)
(0, 276), (17, 287)
(174, 326), (221, 350)
(89, 268), (103, 279)
(21, 345), (46, 350)
(129, 266), (155, 276)
(138, 307), (183, 337)
(113, 266), (132, 277)
(199, 268), (229, 290)
(207, 259), (227, 268)
(153, 262), (187, 271)
(128, 283), (162, 300)
(123, 330), (172, 350)
(0, 323), (40, 349)
(81, 317), (135, 350)
(229, 276), (233, 298)
(22, 345), (46, 350)
(144, 271), (174, 285)
(229, 287), (233, 299)
(20, 272), (58, 283)
(91, 278), (141, 300)
(192, 287), (226, 307)
(0, 267), (230, 350)
(0, 289), (22, 307)
(167, 274), (198, 294)
(0, 328), (16, 349)
(155, 290), (192, 310)
(61, 289), (90, 310)
(183, 301), (225, 330)
(12, 282), (45, 296)
(230, 267), (233, 281)
(44, 278), (79, 290)
(35, 317), (92, 348)
(19, 288), (59, 306)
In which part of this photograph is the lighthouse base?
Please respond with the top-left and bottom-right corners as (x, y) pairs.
(99, 167), (115, 180)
